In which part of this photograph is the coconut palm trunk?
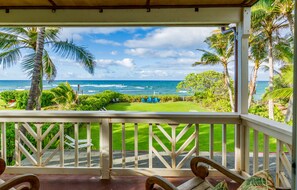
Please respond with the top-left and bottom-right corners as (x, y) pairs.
(248, 64), (260, 108)
(286, 13), (294, 35)
(285, 95), (293, 122)
(285, 13), (293, 122)
(26, 27), (45, 110)
(268, 36), (274, 119)
(223, 65), (234, 112)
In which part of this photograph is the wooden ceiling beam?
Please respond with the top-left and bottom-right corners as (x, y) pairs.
(0, 0), (260, 10)
(48, 0), (57, 7)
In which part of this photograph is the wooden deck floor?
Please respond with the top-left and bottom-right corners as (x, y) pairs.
(2, 174), (241, 190)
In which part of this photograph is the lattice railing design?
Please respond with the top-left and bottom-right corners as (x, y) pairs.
(241, 114), (292, 189)
(14, 122), (95, 167)
(1, 121), (97, 170)
(0, 112), (292, 186)
(149, 123), (198, 169)
(15, 122), (63, 167)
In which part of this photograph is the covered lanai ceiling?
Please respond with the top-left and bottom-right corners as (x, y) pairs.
(0, 0), (259, 9)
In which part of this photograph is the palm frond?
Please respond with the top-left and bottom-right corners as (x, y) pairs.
(44, 27), (61, 42)
(261, 64), (280, 75)
(21, 53), (35, 78)
(0, 48), (22, 69)
(43, 50), (57, 82)
(0, 28), (28, 36)
(263, 88), (293, 100)
(52, 41), (95, 74)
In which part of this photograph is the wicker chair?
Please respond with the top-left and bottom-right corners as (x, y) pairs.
(0, 158), (39, 190)
(146, 156), (290, 190)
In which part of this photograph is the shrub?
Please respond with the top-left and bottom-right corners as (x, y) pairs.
(76, 90), (121, 110)
(0, 91), (18, 103)
(41, 90), (55, 107)
(15, 91), (28, 109)
(249, 102), (285, 122)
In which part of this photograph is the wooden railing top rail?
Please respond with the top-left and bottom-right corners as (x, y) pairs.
(0, 111), (240, 124)
(240, 114), (292, 144)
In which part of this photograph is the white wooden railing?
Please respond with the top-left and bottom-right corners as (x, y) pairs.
(241, 114), (292, 188)
(0, 111), (292, 188)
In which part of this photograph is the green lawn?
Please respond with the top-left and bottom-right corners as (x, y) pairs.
(78, 102), (277, 153)
(106, 102), (210, 112)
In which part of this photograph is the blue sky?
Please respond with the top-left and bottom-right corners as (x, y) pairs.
(0, 27), (269, 80)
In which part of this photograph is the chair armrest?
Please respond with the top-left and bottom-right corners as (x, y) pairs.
(146, 175), (178, 190)
(0, 174), (40, 190)
(190, 156), (245, 184)
(0, 159), (6, 175)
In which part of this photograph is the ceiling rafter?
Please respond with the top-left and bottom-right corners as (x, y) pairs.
(0, 0), (260, 10)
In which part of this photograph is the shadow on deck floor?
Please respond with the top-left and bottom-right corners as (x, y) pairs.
(2, 174), (241, 190)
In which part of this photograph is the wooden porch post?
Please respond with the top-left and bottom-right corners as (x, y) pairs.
(292, 0), (297, 188)
(100, 119), (112, 179)
(237, 7), (251, 173)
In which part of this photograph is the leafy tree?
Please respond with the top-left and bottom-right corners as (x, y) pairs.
(177, 71), (233, 112)
(0, 27), (95, 110)
(193, 32), (235, 111)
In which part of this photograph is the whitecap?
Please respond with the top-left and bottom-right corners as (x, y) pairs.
(79, 84), (127, 88)
(134, 86), (145, 89)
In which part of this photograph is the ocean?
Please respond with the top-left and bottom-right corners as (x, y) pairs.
(0, 80), (269, 100)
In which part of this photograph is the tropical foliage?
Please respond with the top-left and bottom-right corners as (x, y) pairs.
(251, 0), (291, 119)
(177, 71), (233, 112)
(193, 32), (235, 111)
(0, 27), (95, 110)
(51, 82), (77, 110)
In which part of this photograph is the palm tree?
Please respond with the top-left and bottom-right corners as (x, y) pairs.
(27, 27), (45, 110)
(274, 0), (294, 35)
(0, 27), (95, 110)
(248, 34), (268, 108)
(252, 0), (288, 119)
(263, 65), (293, 121)
(51, 82), (77, 110)
(268, 38), (293, 122)
(193, 32), (235, 111)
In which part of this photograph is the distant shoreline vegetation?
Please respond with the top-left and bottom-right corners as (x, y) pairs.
(0, 80), (268, 99)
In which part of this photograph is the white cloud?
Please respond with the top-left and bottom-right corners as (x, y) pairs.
(175, 58), (198, 65)
(111, 51), (118, 55)
(59, 27), (134, 40)
(125, 27), (216, 49)
(96, 58), (135, 68)
(137, 70), (168, 78)
(125, 48), (196, 58)
(95, 39), (121, 46)
(59, 27), (151, 41)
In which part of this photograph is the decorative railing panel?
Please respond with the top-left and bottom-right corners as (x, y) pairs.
(0, 111), (292, 188)
(241, 114), (292, 188)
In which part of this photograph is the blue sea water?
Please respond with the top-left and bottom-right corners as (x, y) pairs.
(0, 80), (269, 100)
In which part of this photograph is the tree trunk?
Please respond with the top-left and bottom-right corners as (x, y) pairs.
(268, 36), (274, 120)
(36, 76), (43, 110)
(26, 27), (45, 110)
(248, 63), (259, 109)
(286, 13), (294, 36)
(224, 65), (234, 112)
(285, 95), (293, 122)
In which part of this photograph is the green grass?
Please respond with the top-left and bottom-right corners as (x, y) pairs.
(106, 102), (210, 112)
(78, 102), (277, 152)
(79, 123), (277, 152)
